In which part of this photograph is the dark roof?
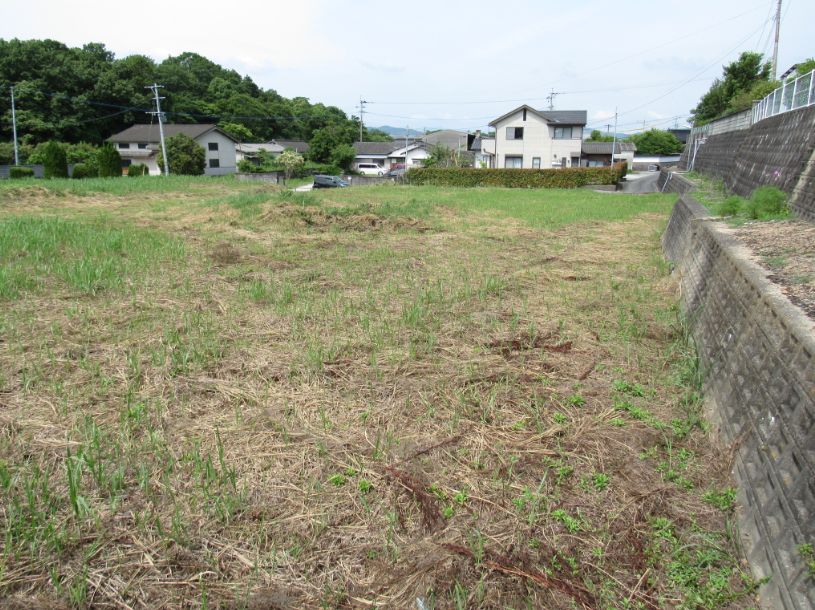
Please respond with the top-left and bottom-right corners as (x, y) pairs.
(489, 105), (587, 127)
(353, 141), (399, 155)
(469, 137), (482, 151)
(581, 141), (637, 154)
(538, 110), (587, 125)
(668, 128), (690, 144)
(274, 140), (310, 153)
(107, 123), (237, 143)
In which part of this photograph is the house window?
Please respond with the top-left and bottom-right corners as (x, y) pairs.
(506, 127), (524, 140)
(209, 159), (220, 168)
(553, 127), (572, 139)
(137, 143), (147, 149)
(118, 143), (130, 149)
(208, 142), (219, 151)
(532, 157), (541, 169)
(504, 155), (523, 168)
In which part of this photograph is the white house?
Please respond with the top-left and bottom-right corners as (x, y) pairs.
(352, 141), (430, 172)
(468, 132), (495, 168)
(489, 106), (587, 169)
(107, 124), (238, 176)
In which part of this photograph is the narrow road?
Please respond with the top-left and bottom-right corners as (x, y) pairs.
(620, 173), (660, 193)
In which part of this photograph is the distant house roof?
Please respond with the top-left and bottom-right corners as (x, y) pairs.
(274, 140), (310, 153)
(668, 128), (690, 144)
(238, 142), (285, 154)
(581, 141), (636, 155)
(422, 129), (470, 149)
(107, 123), (237, 143)
(489, 105), (587, 127)
(353, 141), (400, 156)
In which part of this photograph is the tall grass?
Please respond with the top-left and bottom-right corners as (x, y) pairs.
(0, 216), (184, 299)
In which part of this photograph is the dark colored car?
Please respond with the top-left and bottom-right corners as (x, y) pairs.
(313, 174), (349, 188)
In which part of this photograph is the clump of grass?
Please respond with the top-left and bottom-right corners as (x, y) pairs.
(717, 196), (744, 217)
(748, 185), (788, 218)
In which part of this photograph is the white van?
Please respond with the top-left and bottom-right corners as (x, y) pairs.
(357, 163), (384, 176)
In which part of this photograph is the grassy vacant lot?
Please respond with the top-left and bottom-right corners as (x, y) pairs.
(0, 178), (758, 609)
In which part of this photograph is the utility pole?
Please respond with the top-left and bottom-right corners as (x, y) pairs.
(10, 86), (19, 166)
(405, 126), (409, 169)
(610, 108), (618, 167)
(771, 0), (782, 80)
(605, 123), (611, 134)
(358, 97), (368, 142)
(146, 83), (169, 176)
(545, 89), (563, 111)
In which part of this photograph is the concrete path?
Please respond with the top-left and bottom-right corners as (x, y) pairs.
(620, 172), (660, 193)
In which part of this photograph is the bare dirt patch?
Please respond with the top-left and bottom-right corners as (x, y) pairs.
(733, 218), (815, 319)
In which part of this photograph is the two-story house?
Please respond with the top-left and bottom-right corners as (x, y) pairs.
(489, 105), (587, 169)
(107, 124), (238, 176)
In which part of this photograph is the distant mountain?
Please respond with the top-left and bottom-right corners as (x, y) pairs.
(374, 125), (424, 138)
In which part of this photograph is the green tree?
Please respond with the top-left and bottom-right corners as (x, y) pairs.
(628, 129), (683, 155)
(157, 133), (205, 175)
(278, 149), (304, 182)
(218, 122), (254, 142)
(96, 143), (122, 177)
(691, 51), (772, 124)
(587, 129), (615, 142)
(308, 125), (354, 163)
(330, 144), (355, 170)
(42, 141), (68, 178)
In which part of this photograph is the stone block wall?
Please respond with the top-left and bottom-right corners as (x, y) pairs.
(690, 105), (815, 221)
(657, 170), (695, 195)
(663, 196), (815, 609)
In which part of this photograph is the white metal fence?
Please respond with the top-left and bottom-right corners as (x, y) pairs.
(752, 69), (815, 123)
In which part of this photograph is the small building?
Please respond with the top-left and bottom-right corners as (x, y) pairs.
(631, 154), (682, 172)
(107, 124), (238, 176)
(236, 142), (285, 165)
(352, 141), (430, 172)
(489, 105), (587, 169)
(468, 131), (495, 168)
(580, 141), (637, 168)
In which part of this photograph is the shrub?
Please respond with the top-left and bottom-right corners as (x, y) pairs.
(42, 141), (68, 178)
(71, 163), (96, 179)
(718, 196), (743, 216)
(96, 143), (122, 178)
(406, 165), (626, 188)
(9, 166), (35, 179)
(157, 134), (205, 175)
(750, 185), (787, 217)
(128, 163), (150, 177)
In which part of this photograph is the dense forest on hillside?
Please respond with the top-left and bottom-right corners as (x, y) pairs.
(0, 39), (371, 146)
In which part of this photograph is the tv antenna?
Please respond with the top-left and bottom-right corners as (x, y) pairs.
(545, 89), (564, 111)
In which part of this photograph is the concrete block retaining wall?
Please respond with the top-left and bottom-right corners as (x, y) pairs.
(689, 105), (815, 222)
(657, 170), (695, 195)
(663, 196), (815, 609)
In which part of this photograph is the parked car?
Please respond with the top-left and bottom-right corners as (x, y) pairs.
(313, 174), (349, 188)
(357, 163), (385, 176)
(386, 168), (406, 178)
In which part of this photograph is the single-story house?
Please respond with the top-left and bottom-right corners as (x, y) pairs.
(489, 105), (587, 169)
(235, 142), (285, 164)
(107, 124), (238, 176)
(580, 141), (637, 168)
(274, 140), (310, 155)
(352, 141), (429, 172)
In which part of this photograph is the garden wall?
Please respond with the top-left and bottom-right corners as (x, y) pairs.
(663, 195), (815, 610)
(687, 105), (815, 221)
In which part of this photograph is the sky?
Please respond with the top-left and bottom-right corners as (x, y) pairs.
(2, 0), (813, 135)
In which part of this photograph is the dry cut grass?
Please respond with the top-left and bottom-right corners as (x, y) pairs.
(0, 181), (758, 609)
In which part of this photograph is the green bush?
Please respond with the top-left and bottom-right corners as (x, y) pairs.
(157, 133), (205, 176)
(9, 166), (35, 179)
(42, 141), (68, 178)
(96, 143), (122, 178)
(71, 163), (96, 179)
(750, 186), (787, 217)
(406, 165), (626, 188)
(718, 196), (743, 216)
(128, 163), (150, 177)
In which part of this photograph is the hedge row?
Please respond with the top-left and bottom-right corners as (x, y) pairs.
(406, 165), (627, 188)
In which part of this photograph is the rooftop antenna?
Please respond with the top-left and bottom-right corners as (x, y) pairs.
(545, 88), (564, 111)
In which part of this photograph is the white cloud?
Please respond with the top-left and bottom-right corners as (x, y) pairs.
(592, 110), (615, 121)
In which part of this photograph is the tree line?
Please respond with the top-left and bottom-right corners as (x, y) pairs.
(0, 38), (389, 154)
